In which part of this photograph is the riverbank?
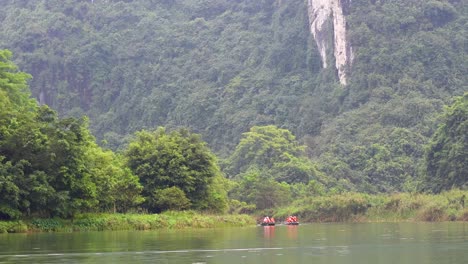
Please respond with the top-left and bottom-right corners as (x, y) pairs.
(2, 190), (467, 233)
(273, 190), (468, 223)
(0, 211), (255, 233)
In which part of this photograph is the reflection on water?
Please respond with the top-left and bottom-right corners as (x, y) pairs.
(286, 225), (298, 240)
(263, 226), (275, 239)
(0, 222), (467, 264)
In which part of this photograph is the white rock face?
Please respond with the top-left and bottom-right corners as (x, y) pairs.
(307, 0), (352, 85)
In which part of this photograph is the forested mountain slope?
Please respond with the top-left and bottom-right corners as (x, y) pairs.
(1, 0), (466, 193)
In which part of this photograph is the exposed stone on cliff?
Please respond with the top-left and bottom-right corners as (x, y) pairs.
(307, 0), (352, 85)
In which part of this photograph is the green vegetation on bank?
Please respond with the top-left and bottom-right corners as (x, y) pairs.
(2, 189), (467, 234)
(0, 211), (255, 233)
(273, 189), (468, 223)
(0, 49), (228, 219)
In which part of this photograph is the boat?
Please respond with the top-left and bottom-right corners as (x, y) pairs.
(284, 216), (299, 225)
(260, 216), (275, 226)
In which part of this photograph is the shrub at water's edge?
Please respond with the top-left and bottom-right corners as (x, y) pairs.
(0, 221), (28, 233)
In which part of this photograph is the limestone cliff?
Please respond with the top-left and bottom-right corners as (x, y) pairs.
(307, 0), (352, 85)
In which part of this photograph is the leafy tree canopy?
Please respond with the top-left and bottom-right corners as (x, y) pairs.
(0, 51), (142, 219)
(125, 127), (227, 213)
(0, 49), (34, 112)
(424, 93), (468, 193)
(225, 125), (324, 185)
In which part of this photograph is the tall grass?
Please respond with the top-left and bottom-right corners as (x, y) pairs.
(275, 193), (371, 222)
(0, 211), (255, 233)
(274, 190), (468, 223)
(68, 211), (255, 232)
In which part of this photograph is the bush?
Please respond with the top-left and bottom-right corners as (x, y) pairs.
(151, 187), (192, 212)
(458, 209), (468, 221)
(276, 191), (468, 222)
(415, 203), (447, 221)
(31, 218), (64, 232)
(292, 193), (370, 222)
(0, 221), (26, 233)
(228, 199), (256, 214)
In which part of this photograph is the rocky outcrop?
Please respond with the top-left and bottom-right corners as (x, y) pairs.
(307, 0), (352, 85)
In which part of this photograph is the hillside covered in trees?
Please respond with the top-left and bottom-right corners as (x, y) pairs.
(0, 0), (467, 203)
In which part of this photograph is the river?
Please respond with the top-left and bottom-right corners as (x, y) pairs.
(0, 222), (466, 263)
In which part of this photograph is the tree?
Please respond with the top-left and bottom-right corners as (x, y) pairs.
(0, 49), (143, 218)
(423, 1), (458, 27)
(424, 93), (467, 193)
(225, 125), (321, 184)
(86, 146), (143, 213)
(0, 50), (51, 219)
(228, 168), (291, 210)
(0, 49), (35, 112)
(125, 127), (227, 212)
(0, 157), (22, 219)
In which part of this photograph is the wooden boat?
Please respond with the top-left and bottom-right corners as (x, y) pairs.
(285, 221), (299, 225)
(261, 222), (276, 226)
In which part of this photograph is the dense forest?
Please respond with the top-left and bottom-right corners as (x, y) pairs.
(0, 0), (467, 220)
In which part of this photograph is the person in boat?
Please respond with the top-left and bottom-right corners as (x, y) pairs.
(263, 216), (271, 223)
(286, 216), (298, 223)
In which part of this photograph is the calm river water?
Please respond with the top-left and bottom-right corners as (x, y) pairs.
(0, 222), (467, 264)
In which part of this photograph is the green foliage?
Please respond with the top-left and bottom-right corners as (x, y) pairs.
(287, 193), (371, 222)
(23, 212), (255, 232)
(423, 1), (458, 27)
(289, 180), (326, 200)
(0, 0), (468, 200)
(275, 189), (468, 222)
(0, 49), (35, 111)
(228, 168), (291, 210)
(0, 220), (27, 233)
(202, 173), (229, 213)
(225, 125), (323, 184)
(309, 0), (466, 192)
(151, 187), (191, 212)
(0, 0), (320, 153)
(228, 199), (256, 215)
(415, 202), (447, 222)
(125, 127), (227, 213)
(315, 100), (437, 192)
(0, 51), (143, 219)
(0, 157), (22, 219)
(30, 218), (64, 232)
(225, 125), (302, 175)
(87, 147), (144, 213)
(424, 93), (468, 193)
